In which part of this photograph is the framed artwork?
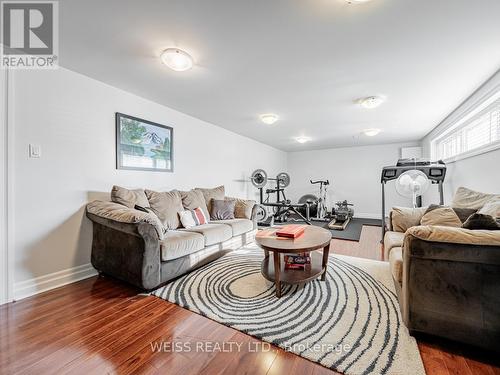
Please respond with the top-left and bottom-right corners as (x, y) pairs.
(116, 112), (173, 172)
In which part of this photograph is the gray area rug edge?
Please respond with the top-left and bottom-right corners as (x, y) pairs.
(152, 245), (425, 375)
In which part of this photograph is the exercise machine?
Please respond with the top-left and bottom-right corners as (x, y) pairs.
(297, 179), (331, 221)
(309, 180), (330, 222)
(250, 169), (311, 226)
(328, 200), (354, 230)
(381, 158), (446, 238)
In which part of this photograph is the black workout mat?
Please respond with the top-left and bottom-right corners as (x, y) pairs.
(259, 217), (382, 242)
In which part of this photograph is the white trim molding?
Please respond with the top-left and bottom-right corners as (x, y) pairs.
(0, 69), (8, 305)
(439, 139), (500, 165)
(0, 68), (14, 305)
(14, 263), (98, 301)
(354, 213), (381, 220)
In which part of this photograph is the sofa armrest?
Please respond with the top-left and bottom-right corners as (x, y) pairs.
(401, 226), (500, 347)
(383, 230), (405, 260)
(86, 200), (163, 290)
(86, 200), (165, 240)
(406, 225), (500, 246)
(404, 225), (500, 264)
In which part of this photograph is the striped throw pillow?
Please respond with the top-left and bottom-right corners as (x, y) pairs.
(179, 207), (208, 229)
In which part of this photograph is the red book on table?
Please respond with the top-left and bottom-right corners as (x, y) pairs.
(275, 225), (306, 238)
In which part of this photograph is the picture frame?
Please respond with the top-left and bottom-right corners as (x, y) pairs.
(115, 112), (174, 172)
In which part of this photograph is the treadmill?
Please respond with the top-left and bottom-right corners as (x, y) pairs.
(381, 159), (446, 240)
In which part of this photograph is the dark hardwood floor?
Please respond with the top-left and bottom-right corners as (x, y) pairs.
(1, 226), (499, 375)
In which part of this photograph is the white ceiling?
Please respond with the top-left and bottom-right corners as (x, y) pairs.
(59, 0), (500, 151)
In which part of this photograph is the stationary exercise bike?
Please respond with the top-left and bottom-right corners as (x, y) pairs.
(309, 180), (330, 221)
(297, 180), (331, 222)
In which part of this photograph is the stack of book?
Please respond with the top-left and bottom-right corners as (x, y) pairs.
(275, 225), (306, 238)
(284, 252), (311, 270)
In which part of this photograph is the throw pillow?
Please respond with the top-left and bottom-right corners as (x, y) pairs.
(194, 185), (225, 215)
(111, 185), (150, 208)
(180, 190), (209, 219)
(462, 213), (500, 230)
(179, 207), (209, 229)
(478, 198), (500, 218)
(452, 187), (500, 209)
(420, 205), (462, 227)
(225, 197), (256, 219)
(390, 206), (427, 232)
(210, 199), (236, 220)
(145, 189), (184, 230)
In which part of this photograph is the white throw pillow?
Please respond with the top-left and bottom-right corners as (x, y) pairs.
(478, 198), (500, 218)
(452, 187), (500, 209)
(179, 210), (196, 229)
(178, 207), (209, 228)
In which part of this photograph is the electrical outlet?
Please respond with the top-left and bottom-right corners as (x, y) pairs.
(29, 144), (41, 158)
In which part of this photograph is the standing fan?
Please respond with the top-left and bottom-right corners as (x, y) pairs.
(395, 170), (430, 208)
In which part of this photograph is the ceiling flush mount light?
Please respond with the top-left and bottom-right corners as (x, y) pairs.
(295, 136), (311, 144)
(260, 114), (279, 125)
(362, 128), (381, 137)
(160, 48), (193, 71)
(359, 95), (386, 109)
(345, 0), (373, 3)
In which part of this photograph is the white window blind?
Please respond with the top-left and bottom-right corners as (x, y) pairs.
(433, 94), (500, 161)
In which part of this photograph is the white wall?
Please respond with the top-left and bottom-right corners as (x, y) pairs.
(422, 70), (500, 204)
(286, 143), (420, 219)
(10, 67), (286, 298)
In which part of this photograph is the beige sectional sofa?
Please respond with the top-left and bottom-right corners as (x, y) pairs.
(384, 187), (500, 349)
(86, 185), (258, 290)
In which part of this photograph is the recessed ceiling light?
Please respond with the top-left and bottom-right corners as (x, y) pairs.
(260, 114), (279, 125)
(359, 96), (386, 109)
(295, 136), (311, 144)
(362, 128), (381, 137)
(160, 48), (193, 71)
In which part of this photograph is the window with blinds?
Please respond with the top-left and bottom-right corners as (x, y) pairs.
(432, 92), (500, 161)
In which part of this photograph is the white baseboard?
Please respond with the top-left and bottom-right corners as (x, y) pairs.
(14, 263), (98, 301)
(354, 213), (381, 220)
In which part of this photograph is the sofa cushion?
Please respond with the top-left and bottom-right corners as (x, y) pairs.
(181, 223), (232, 246)
(390, 206), (427, 232)
(160, 230), (205, 261)
(389, 246), (403, 284)
(452, 187), (500, 209)
(210, 219), (253, 236)
(210, 199), (235, 220)
(195, 186), (225, 215)
(225, 197), (256, 219)
(111, 185), (150, 208)
(420, 206), (462, 227)
(145, 189), (184, 230)
(180, 190), (209, 219)
(383, 231), (405, 260)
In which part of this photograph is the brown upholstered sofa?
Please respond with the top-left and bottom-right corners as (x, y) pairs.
(384, 187), (500, 350)
(86, 185), (258, 290)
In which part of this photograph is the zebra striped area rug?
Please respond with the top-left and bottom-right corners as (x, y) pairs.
(152, 243), (425, 375)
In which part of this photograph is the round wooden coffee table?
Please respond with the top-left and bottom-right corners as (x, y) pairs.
(256, 225), (332, 298)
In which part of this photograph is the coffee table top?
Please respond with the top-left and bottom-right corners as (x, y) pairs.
(255, 225), (331, 253)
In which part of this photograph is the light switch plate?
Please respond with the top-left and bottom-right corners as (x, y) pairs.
(29, 144), (41, 158)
